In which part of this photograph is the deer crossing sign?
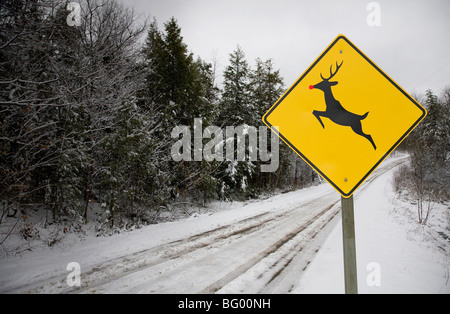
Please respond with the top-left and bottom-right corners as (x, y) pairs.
(263, 35), (427, 198)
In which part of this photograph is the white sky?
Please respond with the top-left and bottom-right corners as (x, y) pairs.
(121, 0), (450, 96)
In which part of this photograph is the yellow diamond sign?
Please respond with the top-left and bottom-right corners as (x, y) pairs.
(263, 35), (427, 198)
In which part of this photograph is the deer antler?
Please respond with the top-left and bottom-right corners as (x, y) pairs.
(320, 61), (344, 81)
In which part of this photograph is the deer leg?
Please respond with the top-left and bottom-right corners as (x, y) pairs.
(359, 133), (377, 150)
(350, 123), (377, 150)
(364, 134), (377, 150)
(313, 110), (326, 129)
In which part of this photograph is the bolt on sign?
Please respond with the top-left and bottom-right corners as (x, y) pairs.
(263, 35), (427, 198)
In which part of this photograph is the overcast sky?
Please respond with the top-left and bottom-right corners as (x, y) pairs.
(120, 0), (450, 96)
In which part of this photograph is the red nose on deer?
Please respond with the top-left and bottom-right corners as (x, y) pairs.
(311, 61), (377, 150)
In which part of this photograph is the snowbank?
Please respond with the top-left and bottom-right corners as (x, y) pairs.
(294, 164), (449, 294)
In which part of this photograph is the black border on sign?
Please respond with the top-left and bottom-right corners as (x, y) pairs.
(262, 35), (427, 198)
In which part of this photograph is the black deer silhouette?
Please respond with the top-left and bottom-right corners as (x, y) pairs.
(310, 61), (377, 150)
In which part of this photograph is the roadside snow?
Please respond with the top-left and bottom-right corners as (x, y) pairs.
(0, 155), (448, 294)
(294, 164), (449, 294)
(0, 182), (334, 294)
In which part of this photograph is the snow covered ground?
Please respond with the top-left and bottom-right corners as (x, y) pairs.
(295, 159), (449, 294)
(0, 155), (448, 294)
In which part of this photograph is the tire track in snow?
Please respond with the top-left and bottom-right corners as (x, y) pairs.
(16, 202), (321, 293)
(205, 199), (342, 294)
(78, 194), (340, 294)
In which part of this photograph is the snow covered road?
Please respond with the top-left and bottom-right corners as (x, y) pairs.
(0, 156), (412, 294)
(80, 195), (339, 294)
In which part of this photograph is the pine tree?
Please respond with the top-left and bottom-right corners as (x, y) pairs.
(249, 58), (291, 191)
(214, 47), (254, 197)
(142, 17), (220, 205)
(143, 18), (215, 127)
(218, 46), (252, 127)
(250, 58), (284, 125)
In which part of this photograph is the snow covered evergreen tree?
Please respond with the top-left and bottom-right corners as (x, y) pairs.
(214, 48), (255, 198)
(218, 46), (252, 127)
(249, 58), (293, 191)
(142, 17), (220, 204)
(250, 58), (284, 124)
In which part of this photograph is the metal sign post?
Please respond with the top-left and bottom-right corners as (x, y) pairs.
(341, 195), (358, 294)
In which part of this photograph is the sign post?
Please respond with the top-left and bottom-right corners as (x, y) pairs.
(262, 35), (427, 294)
(341, 196), (358, 294)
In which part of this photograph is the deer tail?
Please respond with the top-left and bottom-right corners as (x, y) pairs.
(360, 112), (369, 120)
